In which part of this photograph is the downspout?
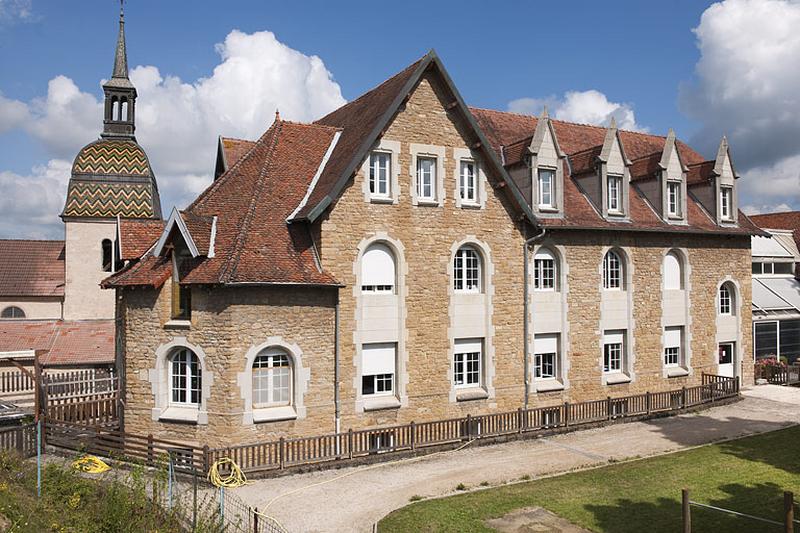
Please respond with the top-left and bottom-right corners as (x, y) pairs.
(334, 290), (341, 435)
(523, 225), (546, 410)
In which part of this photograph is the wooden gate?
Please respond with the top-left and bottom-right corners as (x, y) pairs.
(41, 371), (120, 429)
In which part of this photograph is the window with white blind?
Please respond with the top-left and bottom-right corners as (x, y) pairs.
(720, 186), (733, 221)
(607, 175), (622, 213)
(533, 248), (557, 291)
(459, 160), (477, 204)
(369, 152), (391, 198)
(361, 343), (396, 397)
(603, 330), (625, 374)
(361, 243), (395, 293)
(663, 251), (683, 290)
(454, 246), (481, 293)
(453, 338), (482, 388)
(416, 156), (437, 201)
(538, 168), (556, 209)
(667, 181), (681, 216)
(664, 327), (683, 367)
(534, 334), (559, 379)
(603, 250), (623, 290)
(252, 348), (292, 408)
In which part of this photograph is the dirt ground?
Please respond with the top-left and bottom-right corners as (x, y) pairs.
(228, 385), (800, 532)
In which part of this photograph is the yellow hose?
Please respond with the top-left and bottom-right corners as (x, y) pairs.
(72, 455), (111, 474)
(207, 457), (250, 488)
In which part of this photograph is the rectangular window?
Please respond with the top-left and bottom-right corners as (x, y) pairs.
(607, 175), (622, 213)
(416, 156), (437, 201)
(538, 168), (556, 208)
(459, 160), (477, 204)
(171, 257), (191, 320)
(780, 320), (800, 364)
(369, 152), (391, 198)
(534, 334), (559, 379)
(361, 343), (395, 397)
(754, 321), (778, 360)
(664, 326), (683, 367)
(720, 186), (733, 220)
(603, 330), (625, 373)
(454, 339), (482, 388)
(667, 181), (681, 216)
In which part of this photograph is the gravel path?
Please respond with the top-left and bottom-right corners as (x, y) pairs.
(233, 385), (800, 532)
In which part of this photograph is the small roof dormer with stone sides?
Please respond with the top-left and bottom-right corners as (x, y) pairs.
(527, 108), (567, 218)
(687, 136), (739, 227)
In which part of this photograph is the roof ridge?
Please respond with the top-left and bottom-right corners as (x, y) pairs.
(0, 239), (64, 244)
(220, 120), (284, 283)
(220, 136), (255, 143)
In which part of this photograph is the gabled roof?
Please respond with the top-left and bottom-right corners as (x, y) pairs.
(0, 319), (114, 367)
(216, 136), (256, 179)
(291, 50), (535, 225)
(0, 240), (65, 297)
(105, 119), (342, 288)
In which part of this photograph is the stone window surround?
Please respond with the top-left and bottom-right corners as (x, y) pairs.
(715, 276), (743, 378)
(237, 337), (310, 425)
(717, 182), (738, 225)
(353, 233), (409, 413)
(660, 248), (693, 378)
(361, 139), (401, 204)
(409, 143), (446, 207)
(453, 147), (487, 209)
(663, 176), (688, 224)
(148, 337), (213, 425)
(530, 243), (571, 393)
(599, 165), (631, 221)
(447, 237), (496, 403)
(598, 245), (636, 385)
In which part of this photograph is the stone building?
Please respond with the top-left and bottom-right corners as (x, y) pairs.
(0, 8), (161, 370)
(105, 51), (760, 446)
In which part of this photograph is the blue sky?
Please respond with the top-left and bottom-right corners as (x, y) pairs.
(1, 0), (799, 237)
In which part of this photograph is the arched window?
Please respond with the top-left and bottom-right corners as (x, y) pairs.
(361, 243), (396, 293)
(534, 248), (558, 291)
(252, 347), (292, 408)
(111, 97), (119, 121)
(0, 306), (25, 319)
(663, 251), (683, 290)
(102, 239), (113, 272)
(454, 246), (481, 292)
(120, 99), (128, 121)
(169, 348), (201, 406)
(603, 250), (623, 290)
(719, 282), (735, 315)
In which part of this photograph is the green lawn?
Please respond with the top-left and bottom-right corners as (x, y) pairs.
(379, 426), (800, 532)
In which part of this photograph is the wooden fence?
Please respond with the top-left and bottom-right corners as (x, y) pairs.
(42, 374), (120, 428)
(205, 374), (740, 475)
(0, 371), (36, 395)
(0, 423), (37, 458)
(756, 364), (800, 386)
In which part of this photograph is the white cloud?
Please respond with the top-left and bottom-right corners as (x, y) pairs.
(508, 90), (646, 131)
(0, 159), (70, 238)
(0, 0), (32, 23)
(0, 93), (28, 134)
(681, 0), (800, 210)
(739, 153), (800, 213)
(0, 29), (346, 238)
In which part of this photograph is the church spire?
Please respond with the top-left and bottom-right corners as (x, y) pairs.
(102, 1), (137, 139)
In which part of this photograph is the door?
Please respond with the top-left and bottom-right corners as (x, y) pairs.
(718, 343), (735, 377)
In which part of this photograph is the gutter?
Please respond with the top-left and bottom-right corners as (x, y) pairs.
(523, 224), (546, 409)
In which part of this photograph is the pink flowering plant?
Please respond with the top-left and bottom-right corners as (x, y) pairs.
(755, 356), (785, 379)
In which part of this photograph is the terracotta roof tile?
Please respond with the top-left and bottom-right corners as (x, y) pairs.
(687, 161), (716, 184)
(0, 319), (114, 367)
(629, 152), (663, 181)
(221, 137), (255, 170)
(0, 240), (65, 297)
(749, 211), (800, 253)
(119, 219), (165, 260)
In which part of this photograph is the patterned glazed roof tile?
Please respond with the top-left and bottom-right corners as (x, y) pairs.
(0, 319), (114, 366)
(63, 180), (157, 218)
(0, 240), (65, 297)
(72, 139), (151, 177)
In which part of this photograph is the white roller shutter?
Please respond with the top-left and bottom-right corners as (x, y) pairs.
(664, 327), (682, 348)
(454, 338), (482, 355)
(362, 343), (396, 375)
(534, 248), (555, 261)
(361, 244), (395, 287)
(663, 252), (682, 290)
(534, 334), (558, 354)
(603, 330), (624, 346)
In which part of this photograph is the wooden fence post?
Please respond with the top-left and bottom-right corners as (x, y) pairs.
(279, 437), (285, 470)
(785, 491), (794, 533)
(682, 489), (691, 533)
(646, 391), (651, 415)
(606, 397), (612, 420)
(202, 445), (210, 474)
(253, 506), (259, 533)
(517, 408), (524, 434)
(347, 429), (354, 460)
(410, 421), (416, 451)
(681, 386), (687, 409)
(465, 414), (472, 440)
(563, 402), (570, 427)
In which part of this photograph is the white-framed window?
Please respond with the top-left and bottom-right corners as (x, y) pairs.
(720, 186), (733, 221)
(603, 250), (623, 290)
(663, 251), (683, 290)
(533, 248), (557, 291)
(607, 175), (622, 213)
(664, 326), (683, 367)
(369, 151), (391, 198)
(169, 348), (201, 406)
(361, 343), (395, 397)
(0, 306), (25, 319)
(603, 331), (624, 374)
(753, 262), (794, 275)
(534, 334), (559, 379)
(667, 181), (681, 217)
(252, 348), (292, 408)
(453, 338), (482, 388)
(361, 243), (395, 293)
(454, 246), (481, 293)
(719, 282), (734, 315)
(459, 160), (477, 204)
(416, 156), (437, 202)
(537, 168), (556, 209)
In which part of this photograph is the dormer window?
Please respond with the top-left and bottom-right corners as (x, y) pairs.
(607, 175), (622, 213)
(537, 168), (556, 209)
(369, 152), (392, 199)
(416, 156), (437, 202)
(720, 186), (733, 221)
(667, 181), (681, 217)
